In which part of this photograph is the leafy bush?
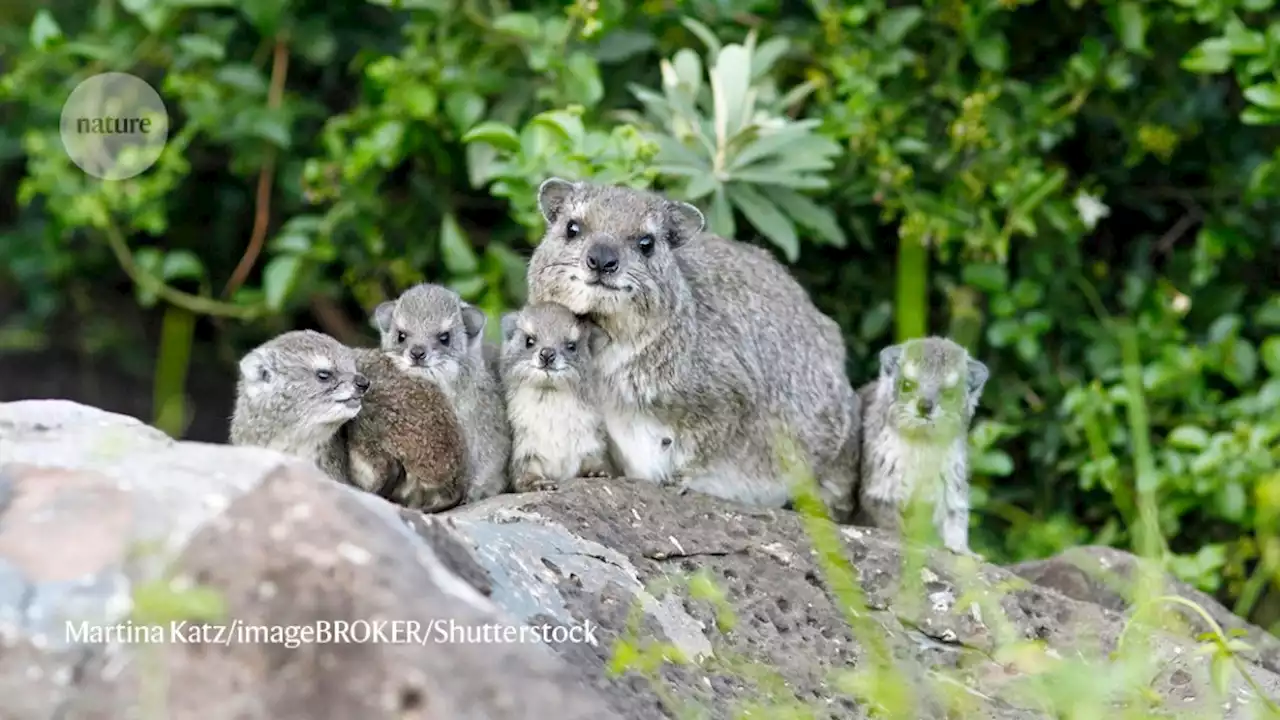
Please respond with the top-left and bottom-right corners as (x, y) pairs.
(0, 0), (1277, 639)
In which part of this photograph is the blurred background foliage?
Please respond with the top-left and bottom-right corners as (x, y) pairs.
(1, 0), (1278, 630)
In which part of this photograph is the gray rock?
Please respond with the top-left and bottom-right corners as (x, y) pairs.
(1, 400), (1277, 719)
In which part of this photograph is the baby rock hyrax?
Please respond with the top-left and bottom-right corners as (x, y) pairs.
(526, 178), (861, 520)
(373, 283), (512, 502)
(857, 336), (989, 553)
(499, 302), (613, 491)
(229, 329), (368, 483)
(344, 347), (470, 512)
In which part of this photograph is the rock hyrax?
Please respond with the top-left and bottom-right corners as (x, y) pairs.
(372, 283), (512, 502)
(499, 302), (613, 491)
(857, 336), (989, 553)
(345, 347), (470, 512)
(229, 329), (368, 484)
(526, 178), (861, 520)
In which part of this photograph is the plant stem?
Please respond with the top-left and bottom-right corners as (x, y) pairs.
(896, 235), (927, 342)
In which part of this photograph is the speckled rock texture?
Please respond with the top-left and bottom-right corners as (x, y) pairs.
(1, 400), (1277, 719)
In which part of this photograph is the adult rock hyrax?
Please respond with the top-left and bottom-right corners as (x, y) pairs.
(857, 336), (989, 553)
(372, 283), (512, 502)
(229, 329), (368, 484)
(526, 178), (861, 519)
(499, 302), (613, 492)
(344, 347), (470, 512)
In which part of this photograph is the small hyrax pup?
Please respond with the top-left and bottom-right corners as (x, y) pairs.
(857, 336), (989, 553)
(527, 178), (861, 520)
(344, 347), (470, 512)
(499, 302), (613, 492)
(229, 329), (368, 483)
(373, 283), (512, 502)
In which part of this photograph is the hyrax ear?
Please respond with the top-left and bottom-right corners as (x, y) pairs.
(537, 177), (577, 224)
(460, 303), (487, 340)
(878, 344), (904, 378)
(585, 322), (610, 355)
(664, 200), (705, 247)
(372, 301), (396, 333)
(499, 311), (520, 343)
(238, 348), (270, 383)
(966, 357), (989, 399)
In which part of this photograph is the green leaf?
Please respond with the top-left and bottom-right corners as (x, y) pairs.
(161, 250), (204, 282)
(710, 44), (753, 144)
(769, 188), (846, 247)
(530, 110), (585, 146)
(1243, 82), (1280, 110)
(176, 34), (226, 61)
(492, 12), (541, 40)
(728, 184), (799, 261)
(1168, 425), (1211, 451)
(445, 92), (485, 132)
(400, 84), (438, 120)
(1225, 340), (1259, 386)
(878, 6), (923, 44)
(971, 449), (1014, 477)
(972, 35), (1008, 72)
(680, 17), (721, 59)
(1257, 297), (1280, 327)
(238, 0), (287, 35)
(707, 186), (735, 239)
(1111, 2), (1148, 54)
(1181, 38), (1233, 74)
(750, 36), (790, 80)
(1261, 337), (1280, 376)
(262, 255), (302, 311)
(215, 64), (268, 95)
(30, 10), (63, 50)
(1241, 106), (1280, 125)
(439, 213), (479, 275)
(461, 121), (521, 153)
(564, 52), (604, 107)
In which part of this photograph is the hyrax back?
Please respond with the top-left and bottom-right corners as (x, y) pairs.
(371, 283), (512, 501)
(857, 336), (989, 553)
(230, 329), (369, 484)
(499, 302), (612, 492)
(526, 178), (860, 520)
(345, 347), (470, 513)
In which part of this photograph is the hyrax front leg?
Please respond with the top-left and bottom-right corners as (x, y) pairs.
(576, 449), (614, 479)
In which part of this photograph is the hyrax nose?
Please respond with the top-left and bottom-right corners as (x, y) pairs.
(917, 398), (935, 415)
(537, 347), (556, 365)
(585, 243), (620, 275)
(353, 374), (370, 394)
(408, 345), (427, 361)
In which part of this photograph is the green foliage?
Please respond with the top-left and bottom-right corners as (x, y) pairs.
(1, 0), (1278, 644)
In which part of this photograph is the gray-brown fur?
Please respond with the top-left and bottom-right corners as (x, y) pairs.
(229, 330), (367, 484)
(526, 178), (861, 520)
(345, 347), (470, 513)
(856, 336), (988, 553)
(499, 302), (613, 492)
(373, 283), (511, 502)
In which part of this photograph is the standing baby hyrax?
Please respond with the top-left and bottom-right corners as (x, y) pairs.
(857, 336), (989, 553)
(373, 283), (512, 502)
(344, 347), (470, 512)
(499, 302), (613, 492)
(230, 329), (368, 484)
(527, 178), (861, 520)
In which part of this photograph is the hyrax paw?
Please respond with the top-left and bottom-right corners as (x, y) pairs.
(578, 469), (611, 479)
(514, 473), (558, 493)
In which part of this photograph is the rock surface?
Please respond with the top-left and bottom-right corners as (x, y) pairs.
(1, 400), (1277, 719)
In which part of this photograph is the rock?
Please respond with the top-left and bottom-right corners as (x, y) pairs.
(1010, 545), (1280, 676)
(0, 400), (616, 720)
(1, 400), (1278, 719)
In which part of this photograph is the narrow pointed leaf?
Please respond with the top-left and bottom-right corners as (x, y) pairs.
(728, 184), (800, 261)
(770, 188), (847, 247)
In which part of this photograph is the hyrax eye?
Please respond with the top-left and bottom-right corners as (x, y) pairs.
(437, 331), (451, 346)
(636, 234), (655, 256)
(396, 330), (407, 344)
(899, 379), (916, 393)
(315, 369), (333, 382)
(565, 341), (577, 353)
(565, 220), (581, 239)
(524, 335), (536, 349)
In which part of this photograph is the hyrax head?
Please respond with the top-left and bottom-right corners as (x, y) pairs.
(526, 178), (706, 321)
(237, 330), (370, 426)
(878, 336), (989, 437)
(372, 283), (487, 382)
(499, 302), (608, 390)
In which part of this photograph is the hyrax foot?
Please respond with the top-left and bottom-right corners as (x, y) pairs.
(577, 469), (611, 479)
(514, 472), (558, 493)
